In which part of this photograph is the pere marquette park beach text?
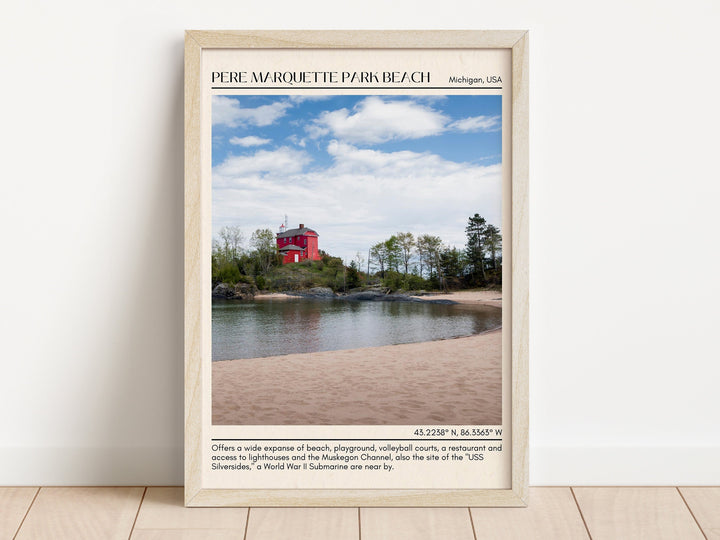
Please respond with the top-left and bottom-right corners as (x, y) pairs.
(211, 71), (431, 84)
(210, 71), (501, 86)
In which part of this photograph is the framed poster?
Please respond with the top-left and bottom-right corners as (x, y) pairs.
(185, 30), (528, 507)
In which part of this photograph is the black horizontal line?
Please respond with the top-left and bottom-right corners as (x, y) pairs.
(211, 86), (502, 90)
(211, 438), (502, 441)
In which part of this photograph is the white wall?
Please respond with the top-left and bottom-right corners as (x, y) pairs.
(1, 0), (718, 486)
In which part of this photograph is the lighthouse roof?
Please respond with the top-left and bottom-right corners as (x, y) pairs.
(278, 244), (305, 252)
(277, 226), (318, 239)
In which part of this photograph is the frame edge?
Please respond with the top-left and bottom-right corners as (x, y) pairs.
(184, 30), (204, 506)
(187, 29), (528, 49)
(183, 29), (530, 507)
(510, 30), (530, 506)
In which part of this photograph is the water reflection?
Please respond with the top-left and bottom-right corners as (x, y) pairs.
(212, 298), (501, 361)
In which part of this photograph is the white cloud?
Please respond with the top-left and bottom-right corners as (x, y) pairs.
(213, 147), (311, 185)
(229, 136), (271, 147)
(286, 134), (307, 148)
(326, 140), (467, 178)
(307, 96), (448, 144)
(450, 115), (501, 132)
(212, 96), (292, 127)
(212, 142), (501, 262)
(306, 97), (501, 144)
(304, 123), (329, 139)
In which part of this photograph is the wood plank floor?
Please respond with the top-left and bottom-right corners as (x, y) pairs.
(4, 486), (716, 539)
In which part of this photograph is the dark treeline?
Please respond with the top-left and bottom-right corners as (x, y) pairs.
(368, 214), (502, 291)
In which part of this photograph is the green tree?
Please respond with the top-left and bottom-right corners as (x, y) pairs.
(212, 227), (245, 285)
(465, 214), (487, 283)
(483, 224), (502, 270)
(346, 261), (361, 289)
(416, 234), (442, 278)
(369, 242), (387, 277)
(395, 232), (415, 277)
(218, 225), (244, 261)
(439, 246), (464, 278)
(250, 228), (277, 275)
(384, 235), (402, 272)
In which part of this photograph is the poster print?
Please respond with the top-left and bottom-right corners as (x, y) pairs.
(185, 31), (528, 507)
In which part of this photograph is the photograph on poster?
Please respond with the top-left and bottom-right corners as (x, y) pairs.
(210, 94), (503, 426)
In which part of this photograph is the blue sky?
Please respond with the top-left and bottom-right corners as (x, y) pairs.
(212, 95), (502, 263)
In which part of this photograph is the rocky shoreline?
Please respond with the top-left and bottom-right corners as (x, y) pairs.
(212, 283), (458, 304)
(211, 282), (258, 300)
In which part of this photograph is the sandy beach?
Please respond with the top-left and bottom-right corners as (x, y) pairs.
(412, 289), (502, 308)
(253, 292), (293, 300)
(212, 290), (502, 425)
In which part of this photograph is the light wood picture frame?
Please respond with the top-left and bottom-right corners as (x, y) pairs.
(185, 30), (528, 507)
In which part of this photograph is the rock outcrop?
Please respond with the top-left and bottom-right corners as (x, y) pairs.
(287, 287), (336, 298)
(212, 282), (258, 300)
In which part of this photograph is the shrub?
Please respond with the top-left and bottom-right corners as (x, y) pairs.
(406, 274), (429, 291)
(215, 262), (241, 284)
(346, 265), (361, 289)
(382, 270), (404, 291)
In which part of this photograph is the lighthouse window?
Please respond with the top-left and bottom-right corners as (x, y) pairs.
(303, 238), (307, 246)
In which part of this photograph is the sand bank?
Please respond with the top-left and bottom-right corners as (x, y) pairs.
(253, 292), (293, 300)
(412, 289), (502, 308)
(212, 291), (502, 425)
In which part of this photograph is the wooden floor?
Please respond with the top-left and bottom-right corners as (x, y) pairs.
(2, 487), (718, 539)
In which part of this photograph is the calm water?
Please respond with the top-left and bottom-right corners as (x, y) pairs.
(212, 298), (501, 361)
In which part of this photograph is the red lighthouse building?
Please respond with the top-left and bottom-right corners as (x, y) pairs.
(276, 223), (321, 264)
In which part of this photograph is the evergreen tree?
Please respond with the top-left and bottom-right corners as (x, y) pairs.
(465, 214), (487, 283)
(439, 246), (464, 278)
(483, 224), (502, 270)
(346, 261), (361, 289)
